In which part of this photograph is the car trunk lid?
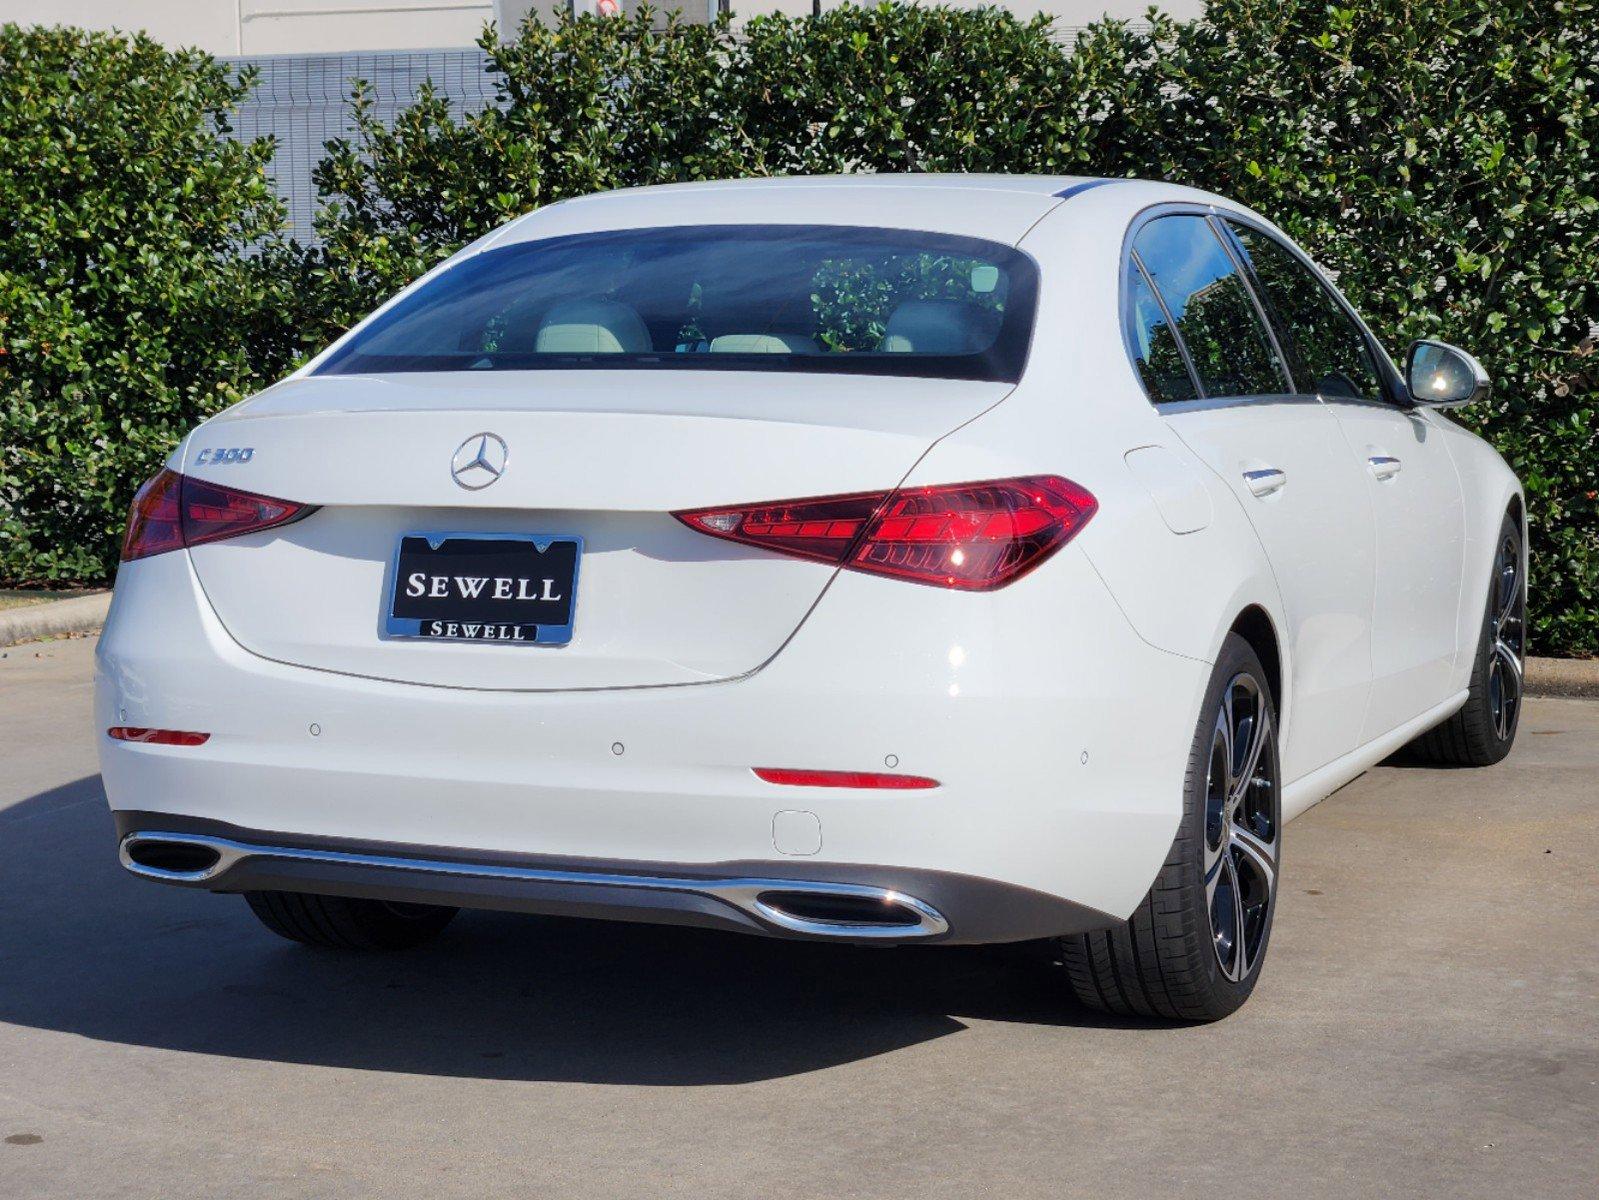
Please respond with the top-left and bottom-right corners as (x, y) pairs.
(182, 371), (1011, 690)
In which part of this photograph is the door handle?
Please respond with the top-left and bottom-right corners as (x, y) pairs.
(1368, 454), (1402, 481)
(1242, 467), (1287, 498)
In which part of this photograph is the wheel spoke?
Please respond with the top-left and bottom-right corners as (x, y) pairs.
(1229, 707), (1272, 813)
(1494, 638), (1524, 689)
(1491, 638), (1522, 740)
(1230, 712), (1254, 800)
(1219, 688), (1239, 794)
(1488, 658), (1507, 741)
(1230, 853), (1250, 978)
(1495, 553), (1520, 632)
(1205, 710), (1231, 866)
(1204, 846), (1226, 907)
(1208, 851), (1242, 981)
(1231, 824), (1277, 893)
(1216, 704), (1234, 783)
(1230, 829), (1276, 980)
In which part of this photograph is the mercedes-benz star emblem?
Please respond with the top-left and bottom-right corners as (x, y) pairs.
(450, 432), (508, 490)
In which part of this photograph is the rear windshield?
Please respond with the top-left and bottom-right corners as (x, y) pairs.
(314, 225), (1038, 383)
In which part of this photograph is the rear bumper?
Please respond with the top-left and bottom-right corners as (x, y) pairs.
(97, 543), (1210, 944)
(115, 812), (1113, 944)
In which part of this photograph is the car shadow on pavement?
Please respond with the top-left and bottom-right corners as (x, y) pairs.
(0, 776), (1176, 1085)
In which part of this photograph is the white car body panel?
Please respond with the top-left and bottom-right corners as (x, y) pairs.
(1163, 398), (1377, 782)
(1324, 400), (1468, 743)
(97, 174), (1523, 945)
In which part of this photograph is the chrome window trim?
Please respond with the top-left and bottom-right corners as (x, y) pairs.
(1154, 391), (1324, 417)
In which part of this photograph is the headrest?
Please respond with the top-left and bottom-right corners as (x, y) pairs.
(878, 300), (999, 354)
(708, 333), (818, 354)
(534, 299), (651, 354)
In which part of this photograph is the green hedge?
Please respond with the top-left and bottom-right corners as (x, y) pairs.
(0, 26), (312, 581)
(3, 3), (1596, 652)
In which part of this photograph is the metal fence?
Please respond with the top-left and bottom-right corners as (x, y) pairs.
(225, 49), (499, 244)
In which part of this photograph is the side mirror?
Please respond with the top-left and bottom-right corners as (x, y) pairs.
(1405, 339), (1490, 409)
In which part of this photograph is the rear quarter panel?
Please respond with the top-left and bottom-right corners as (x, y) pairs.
(973, 183), (1290, 678)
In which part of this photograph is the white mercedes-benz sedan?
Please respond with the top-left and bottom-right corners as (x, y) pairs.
(98, 175), (1525, 1021)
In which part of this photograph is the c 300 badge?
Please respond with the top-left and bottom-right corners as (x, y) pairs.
(194, 447), (254, 466)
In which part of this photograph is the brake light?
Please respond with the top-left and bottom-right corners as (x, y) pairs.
(121, 469), (310, 561)
(754, 768), (939, 789)
(107, 727), (210, 746)
(675, 475), (1096, 590)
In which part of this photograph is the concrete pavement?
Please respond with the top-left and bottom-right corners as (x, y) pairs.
(1, 636), (1595, 1199)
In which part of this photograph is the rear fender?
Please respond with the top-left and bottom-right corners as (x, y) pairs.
(902, 386), (1292, 768)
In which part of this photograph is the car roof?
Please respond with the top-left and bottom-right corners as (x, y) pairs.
(592, 173), (1095, 198)
(490, 175), (1160, 248)
(485, 174), (1261, 255)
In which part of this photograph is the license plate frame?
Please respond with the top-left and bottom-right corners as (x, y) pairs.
(382, 531), (583, 646)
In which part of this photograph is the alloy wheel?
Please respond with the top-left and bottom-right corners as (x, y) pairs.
(1203, 673), (1278, 982)
(1487, 531), (1526, 743)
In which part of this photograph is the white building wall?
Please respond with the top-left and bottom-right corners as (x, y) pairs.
(0, 0), (1203, 55)
(503, 1), (1204, 29)
(1, 0), (241, 51)
(0, 0), (495, 54)
(239, 1), (494, 54)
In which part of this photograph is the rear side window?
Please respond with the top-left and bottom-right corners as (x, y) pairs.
(1225, 222), (1384, 402)
(1128, 263), (1199, 403)
(315, 225), (1038, 383)
(1131, 215), (1291, 400)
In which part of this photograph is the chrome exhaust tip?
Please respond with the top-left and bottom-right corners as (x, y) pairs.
(727, 882), (949, 939)
(119, 832), (241, 883)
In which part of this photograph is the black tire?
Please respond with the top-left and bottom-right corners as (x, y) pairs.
(1059, 633), (1281, 1022)
(244, 890), (457, 951)
(1404, 511), (1526, 767)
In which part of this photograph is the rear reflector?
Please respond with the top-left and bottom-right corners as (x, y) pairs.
(675, 475), (1096, 590)
(121, 469), (310, 561)
(753, 768), (939, 789)
(107, 727), (211, 746)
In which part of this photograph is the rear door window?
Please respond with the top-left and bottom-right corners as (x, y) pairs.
(1128, 262), (1199, 403)
(1224, 221), (1384, 402)
(1131, 215), (1291, 400)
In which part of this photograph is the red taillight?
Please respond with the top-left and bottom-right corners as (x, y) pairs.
(753, 768), (939, 789)
(675, 475), (1097, 590)
(120, 469), (185, 560)
(121, 469), (309, 561)
(107, 727), (210, 746)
